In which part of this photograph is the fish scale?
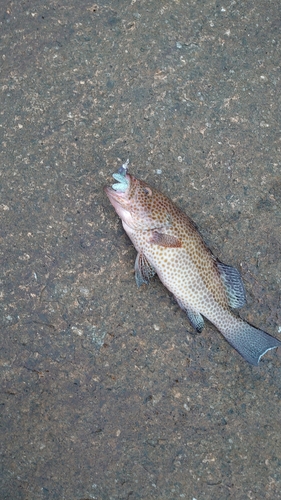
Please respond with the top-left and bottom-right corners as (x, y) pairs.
(105, 163), (281, 365)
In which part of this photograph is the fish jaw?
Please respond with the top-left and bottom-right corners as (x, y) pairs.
(104, 181), (135, 227)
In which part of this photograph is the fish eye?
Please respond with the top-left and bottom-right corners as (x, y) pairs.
(142, 187), (152, 196)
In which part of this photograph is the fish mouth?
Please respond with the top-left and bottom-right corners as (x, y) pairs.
(104, 161), (134, 227)
(104, 159), (131, 203)
(104, 176), (130, 202)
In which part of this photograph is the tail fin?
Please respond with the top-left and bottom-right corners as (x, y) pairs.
(221, 321), (281, 365)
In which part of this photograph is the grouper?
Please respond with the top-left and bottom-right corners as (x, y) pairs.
(104, 160), (281, 365)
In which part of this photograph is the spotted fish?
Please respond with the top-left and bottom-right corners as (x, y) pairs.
(104, 161), (281, 365)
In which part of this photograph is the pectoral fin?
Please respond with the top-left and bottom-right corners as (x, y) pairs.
(150, 231), (182, 248)
(135, 252), (156, 287)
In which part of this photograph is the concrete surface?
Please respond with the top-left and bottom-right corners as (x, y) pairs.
(1, 0), (281, 499)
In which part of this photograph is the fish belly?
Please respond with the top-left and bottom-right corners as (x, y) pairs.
(146, 245), (216, 313)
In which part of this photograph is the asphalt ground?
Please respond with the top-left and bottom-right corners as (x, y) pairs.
(1, 1), (281, 499)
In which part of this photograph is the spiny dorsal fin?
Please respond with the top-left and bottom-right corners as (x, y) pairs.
(217, 260), (246, 309)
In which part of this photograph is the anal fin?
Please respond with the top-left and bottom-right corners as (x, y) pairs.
(176, 298), (205, 333)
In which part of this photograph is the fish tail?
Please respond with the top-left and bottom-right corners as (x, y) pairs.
(220, 319), (281, 365)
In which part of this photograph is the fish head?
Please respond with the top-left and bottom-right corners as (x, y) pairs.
(104, 163), (170, 231)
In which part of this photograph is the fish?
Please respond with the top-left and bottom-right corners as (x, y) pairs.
(104, 160), (281, 365)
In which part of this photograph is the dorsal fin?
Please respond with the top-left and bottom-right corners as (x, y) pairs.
(217, 260), (246, 309)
